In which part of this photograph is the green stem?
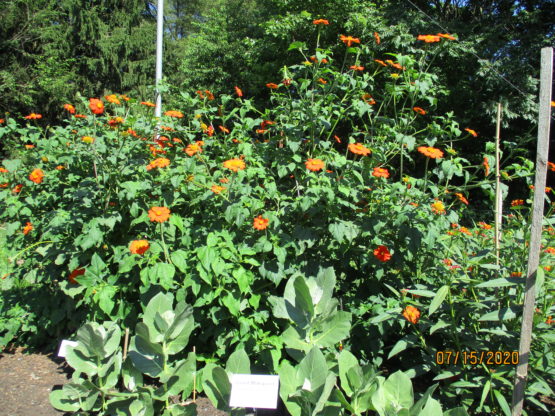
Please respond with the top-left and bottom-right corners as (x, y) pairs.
(160, 222), (171, 264)
(9, 240), (55, 262)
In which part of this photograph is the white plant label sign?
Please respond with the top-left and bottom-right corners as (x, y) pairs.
(57, 339), (78, 357)
(229, 374), (280, 409)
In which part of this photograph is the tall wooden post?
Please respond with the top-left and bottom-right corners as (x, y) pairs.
(511, 47), (553, 416)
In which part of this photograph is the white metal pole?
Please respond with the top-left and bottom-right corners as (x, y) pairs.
(155, 0), (164, 120)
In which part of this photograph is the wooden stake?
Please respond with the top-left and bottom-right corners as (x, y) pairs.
(123, 328), (130, 361)
(494, 102), (503, 272)
(511, 47), (553, 416)
(193, 346), (197, 403)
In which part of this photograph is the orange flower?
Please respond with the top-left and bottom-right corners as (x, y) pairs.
(185, 143), (202, 156)
(74, 114), (87, 118)
(69, 268), (85, 284)
(482, 157), (491, 176)
(0, 167), (7, 173)
(266, 83), (279, 89)
(12, 184), (23, 193)
(318, 78), (327, 84)
(105, 94), (121, 105)
(548, 161), (555, 172)
(339, 35), (360, 47)
(256, 128), (267, 134)
(141, 101), (156, 107)
(148, 206), (171, 223)
(56, 165), (64, 170)
(253, 215), (269, 230)
(362, 93), (376, 105)
(373, 245), (391, 262)
(129, 240), (150, 255)
(82, 136), (95, 144)
(219, 125), (230, 134)
(373, 31), (381, 45)
(547, 316), (554, 325)
(386, 60), (405, 70)
(120, 94), (130, 101)
(196, 90), (205, 99)
(437, 33), (456, 40)
(146, 157), (170, 171)
(165, 110), (183, 118)
(108, 116), (124, 127)
(334, 135), (341, 144)
(305, 158), (325, 171)
(223, 158), (246, 172)
(219, 177), (230, 184)
(235, 86), (243, 97)
(23, 222), (33, 235)
(0, 119), (4, 124)
(63, 104), (76, 114)
(544, 247), (555, 254)
(313, 19), (329, 25)
(478, 221), (492, 230)
(465, 128), (478, 137)
(459, 226), (471, 236)
(511, 272), (523, 278)
(413, 107), (426, 115)
(25, 144), (35, 149)
(417, 34), (441, 43)
(511, 199), (524, 207)
(348, 142), (371, 156)
(204, 90), (215, 100)
(211, 185), (226, 194)
(417, 146), (443, 159)
(374, 59), (387, 67)
(431, 200), (446, 214)
(25, 113), (42, 120)
(372, 167), (390, 178)
(350, 65), (364, 71)
(29, 168), (44, 184)
(402, 306), (421, 324)
(454, 192), (469, 205)
(89, 98), (104, 115)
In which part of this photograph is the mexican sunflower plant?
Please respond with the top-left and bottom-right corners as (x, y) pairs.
(0, 25), (551, 416)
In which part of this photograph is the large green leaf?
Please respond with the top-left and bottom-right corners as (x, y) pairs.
(382, 371), (413, 411)
(202, 366), (231, 412)
(310, 311), (351, 348)
(428, 285), (449, 316)
(128, 333), (164, 377)
(338, 350), (360, 397)
(226, 348), (251, 375)
(298, 347), (328, 393)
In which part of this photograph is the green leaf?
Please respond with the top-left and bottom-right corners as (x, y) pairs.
(222, 292), (241, 317)
(429, 285), (449, 316)
(493, 390), (511, 416)
(298, 347), (327, 392)
(478, 379), (490, 411)
(338, 350), (360, 397)
(383, 371), (413, 411)
(171, 250), (188, 273)
(226, 348), (250, 375)
(202, 366), (231, 412)
(97, 285), (117, 315)
(410, 384), (438, 415)
(288, 41), (306, 51)
(478, 306), (522, 321)
(475, 277), (519, 288)
(310, 311), (352, 348)
(49, 388), (81, 412)
(420, 398), (443, 415)
(388, 338), (409, 359)
(430, 320), (451, 335)
(128, 334), (164, 378)
(197, 246), (217, 272)
(149, 263), (176, 290)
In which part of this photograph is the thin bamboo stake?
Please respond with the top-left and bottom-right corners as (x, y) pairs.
(511, 47), (553, 416)
(494, 103), (503, 272)
(123, 328), (130, 360)
(193, 346), (197, 403)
